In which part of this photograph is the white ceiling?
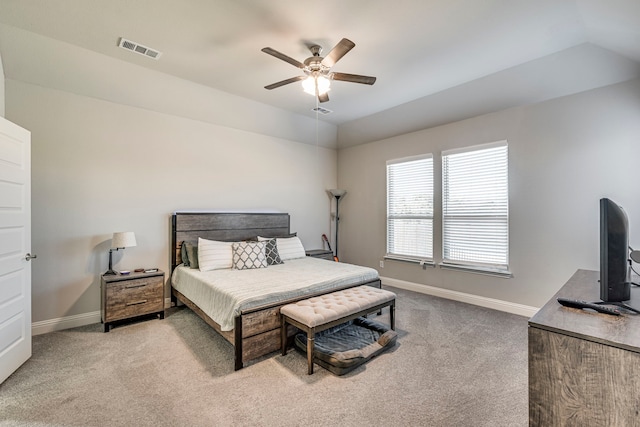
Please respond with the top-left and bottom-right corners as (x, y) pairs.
(0, 0), (639, 146)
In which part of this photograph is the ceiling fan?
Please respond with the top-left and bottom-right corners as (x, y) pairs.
(261, 38), (376, 103)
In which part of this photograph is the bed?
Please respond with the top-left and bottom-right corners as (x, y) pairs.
(170, 212), (382, 370)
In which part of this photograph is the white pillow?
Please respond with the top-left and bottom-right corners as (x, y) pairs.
(198, 238), (233, 271)
(259, 235), (305, 261)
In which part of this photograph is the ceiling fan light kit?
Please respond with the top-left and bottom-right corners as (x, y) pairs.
(302, 73), (331, 96)
(262, 38), (376, 103)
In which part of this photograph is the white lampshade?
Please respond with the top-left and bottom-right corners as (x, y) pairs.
(329, 189), (347, 198)
(111, 231), (137, 249)
(316, 76), (330, 94)
(302, 75), (331, 96)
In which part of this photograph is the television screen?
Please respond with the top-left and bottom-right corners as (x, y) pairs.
(600, 198), (630, 302)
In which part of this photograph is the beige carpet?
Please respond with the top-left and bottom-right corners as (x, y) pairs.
(0, 286), (528, 427)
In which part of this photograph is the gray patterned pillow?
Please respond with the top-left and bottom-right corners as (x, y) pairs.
(264, 238), (283, 265)
(232, 241), (268, 270)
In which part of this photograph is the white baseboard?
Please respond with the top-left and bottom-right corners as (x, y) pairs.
(32, 311), (101, 336)
(30, 281), (538, 335)
(380, 276), (539, 318)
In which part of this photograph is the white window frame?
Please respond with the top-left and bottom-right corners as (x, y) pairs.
(386, 154), (434, 263)
(441, 141), (511, 276)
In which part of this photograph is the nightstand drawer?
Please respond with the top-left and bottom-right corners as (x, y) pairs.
(104, 276), (163, 322)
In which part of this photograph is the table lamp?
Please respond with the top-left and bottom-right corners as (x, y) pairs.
(105, 231), (137, 275)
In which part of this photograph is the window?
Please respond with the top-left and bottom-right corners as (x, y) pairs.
(386, 154), (433, 261)
(442, 141), (509, 273)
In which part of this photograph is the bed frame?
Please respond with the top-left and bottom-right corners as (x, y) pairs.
(170, 212), (381, 370)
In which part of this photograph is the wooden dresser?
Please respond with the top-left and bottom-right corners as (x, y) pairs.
(528, 269), (640, 426)
(101, 270), (165, 332)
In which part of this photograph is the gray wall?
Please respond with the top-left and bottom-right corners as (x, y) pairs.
(4, 22), (640, 326)
(1, 24), (341, 328)
(6, 79), (337, 326)
(0, 51), (4, 117)
(337, 78), (640, 308)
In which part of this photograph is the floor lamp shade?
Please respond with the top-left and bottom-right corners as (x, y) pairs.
(105, 232), (137, 275)
(329, 189), (347, 198)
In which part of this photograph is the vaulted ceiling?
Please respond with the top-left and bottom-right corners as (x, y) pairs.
(0, 0), (639, 148)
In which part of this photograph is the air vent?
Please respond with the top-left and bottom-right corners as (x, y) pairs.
(118, 38), (162, 60)
(312, 106), (333, 115)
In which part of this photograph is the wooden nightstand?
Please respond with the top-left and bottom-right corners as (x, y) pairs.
(305, 249), (335, 261)
(101, 270), (165, 332)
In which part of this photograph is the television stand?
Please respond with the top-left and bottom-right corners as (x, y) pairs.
(529, 269), (640, 425)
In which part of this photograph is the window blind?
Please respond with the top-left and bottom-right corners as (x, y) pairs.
(386, 154), (433, 260)
(442, 141), (508, 270)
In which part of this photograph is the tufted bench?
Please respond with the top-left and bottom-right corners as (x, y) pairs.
(280, 285), (396, 374)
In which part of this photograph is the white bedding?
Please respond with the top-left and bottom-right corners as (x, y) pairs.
(171, 257), (379, 331)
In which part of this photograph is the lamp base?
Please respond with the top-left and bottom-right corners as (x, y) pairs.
(105, 249), (118, 275)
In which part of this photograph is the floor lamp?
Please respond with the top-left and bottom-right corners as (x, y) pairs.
(329, 189), (346, 259)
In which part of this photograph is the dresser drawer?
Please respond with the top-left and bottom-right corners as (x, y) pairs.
(104, 276), (164, 322)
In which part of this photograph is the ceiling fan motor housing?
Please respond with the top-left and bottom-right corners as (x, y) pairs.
(304, 46), (328, 74)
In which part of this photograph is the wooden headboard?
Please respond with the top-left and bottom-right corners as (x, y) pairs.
(170, 212), (290, 272)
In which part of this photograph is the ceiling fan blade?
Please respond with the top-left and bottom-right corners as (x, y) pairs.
(321, 38), (355, 68)
(261, 47), (305, 69)
(318, 92), (329, 103)
(264, 75), (305, 90)
(332, 72), (377, 85)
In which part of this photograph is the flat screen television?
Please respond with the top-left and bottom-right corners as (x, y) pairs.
(600, 197), (630, 302)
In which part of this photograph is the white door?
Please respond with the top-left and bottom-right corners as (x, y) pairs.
(0, 117), (31, 384)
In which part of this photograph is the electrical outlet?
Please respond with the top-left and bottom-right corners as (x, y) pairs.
(379, 260), (384, 268)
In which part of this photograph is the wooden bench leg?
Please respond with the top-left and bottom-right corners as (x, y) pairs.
(307, 332), (315, 375)
(281, 315), (288, 356)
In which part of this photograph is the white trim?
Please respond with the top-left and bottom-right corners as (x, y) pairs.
(386, 152), (433, 166)
(32, 311), (101, 336)
(439, 262), (513, 278)
(380, 276), (539, 318)
(384, 255), (435, 266)
(441, 139), (507, 157)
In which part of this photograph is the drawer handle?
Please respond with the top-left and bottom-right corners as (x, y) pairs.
(125, 284), (146, 289)
(126, 300), (148, 306)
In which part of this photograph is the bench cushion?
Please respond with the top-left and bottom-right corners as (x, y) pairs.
(280, 285), (396, 328)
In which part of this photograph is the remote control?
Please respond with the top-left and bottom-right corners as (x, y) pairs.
(557, 297), (621, 316)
